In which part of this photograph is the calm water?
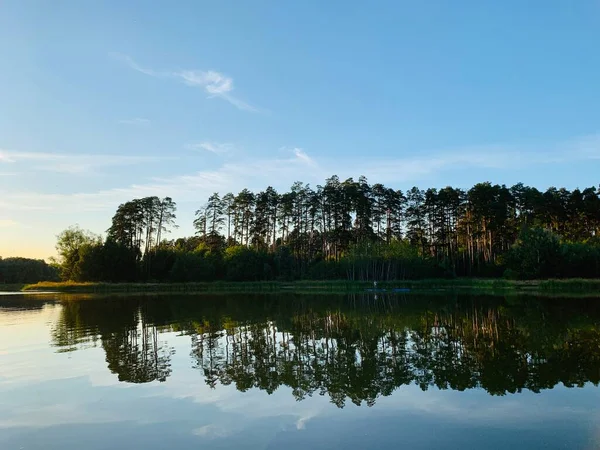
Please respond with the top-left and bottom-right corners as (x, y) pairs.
(2, 293), (600, 449)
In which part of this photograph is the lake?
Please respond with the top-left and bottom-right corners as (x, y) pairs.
(1, 292), (600, 449)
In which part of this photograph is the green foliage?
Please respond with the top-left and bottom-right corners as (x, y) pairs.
(75, 242), (106, 281)
(560, 241), (600, 278)
(169, 252), (217, 282)
(0, 257), (58, 284)
(223, 245), (271, 281)
(107, 196), (177, 264)
(143, 248), (178, 281)
(100, 240), (139, 282)
(53, 229), (138, 282)
(55, 225), (102, 280)
(44, 179), (600, 284)
(504, 228), (561, 279)
(344, 239), (438, 280)
(273, 246), (294, 280)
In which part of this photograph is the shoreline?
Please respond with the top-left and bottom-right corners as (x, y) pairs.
(16, 278), (600, 295)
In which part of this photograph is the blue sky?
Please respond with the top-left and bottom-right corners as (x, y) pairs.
(1, 0), (600, 258)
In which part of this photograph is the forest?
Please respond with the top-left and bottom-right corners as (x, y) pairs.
(0, 257), (58, 285)
(18, 176), (600, 284)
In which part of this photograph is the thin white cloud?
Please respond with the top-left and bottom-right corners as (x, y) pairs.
(192, 424), (231, 438)
(569, 133), (600, 160)
(119, 118), (150, 126)
(279, 146), (315, 166)
(185, 142), (233, 155)
(3, 132), (600, 255)
(0, 148), (320, 214)
(0, 149), (173, 174)
(292, 148), (314, 165)
(0, 219), (18, 228)
(111, 53), (258, 112)
(0, 150), (64, 163)
(218, 93), (258, 112)
(4, 133), (600, 213)
(326, 133), (600, 184)
(178, 70), (232, 95)
(110, 53), (161, 77)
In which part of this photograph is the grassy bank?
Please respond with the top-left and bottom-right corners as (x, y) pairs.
(20, 278), (600, 295)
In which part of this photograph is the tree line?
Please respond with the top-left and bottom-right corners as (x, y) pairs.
(0, 257), (58, 285)
(52, 177), (600, 282)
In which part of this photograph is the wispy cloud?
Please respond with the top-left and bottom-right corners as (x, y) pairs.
(3, 133), (600, 247)
(0, 150), (64, 163)
(284, 147), (314, 166)
(346, 133), (600, 184)
(192, 424), (231, 438)
(111, 53), (160, 77)
(5, 133), (600, 213)
(111, 53), (258, 112)
(567, 133), (600, 160)
(185, 142), (234, 155)
(0, 147), (320, 214)
(0, 149), (173, 174)
(119, 118), (150, 126)
(178, 70), (232, 95)
(0, 219), (18, 228)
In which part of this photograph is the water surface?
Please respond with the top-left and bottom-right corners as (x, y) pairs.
(1, 293), (600, 449)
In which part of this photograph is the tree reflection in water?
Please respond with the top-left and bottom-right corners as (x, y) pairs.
(52, 298), (173, 383)
(50, 293), (600, 407)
